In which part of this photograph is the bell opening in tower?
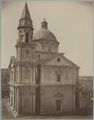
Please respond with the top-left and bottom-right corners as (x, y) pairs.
(26, 33), (29, 43)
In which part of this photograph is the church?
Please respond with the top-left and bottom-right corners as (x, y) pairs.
(9, 3), (80, 116)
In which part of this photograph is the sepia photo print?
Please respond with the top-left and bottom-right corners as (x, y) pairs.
(1, 1), (93, 119)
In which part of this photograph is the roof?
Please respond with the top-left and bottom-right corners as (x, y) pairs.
(21, 3), (31, 20)
(34, 28), (57, 41)
(34, 19), (58, 42)
(18, 3), (34, 30)
(38, 53), (79, 68)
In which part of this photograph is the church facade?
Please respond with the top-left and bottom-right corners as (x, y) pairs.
(9, 3), (80, 116)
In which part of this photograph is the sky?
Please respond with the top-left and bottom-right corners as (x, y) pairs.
(1, 1), (93, 76)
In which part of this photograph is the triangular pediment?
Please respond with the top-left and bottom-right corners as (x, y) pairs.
(42, 55), (79, 68)
(9, 56), (16, 68)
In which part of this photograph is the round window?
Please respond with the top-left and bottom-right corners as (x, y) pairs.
(57, 58), (60, 62)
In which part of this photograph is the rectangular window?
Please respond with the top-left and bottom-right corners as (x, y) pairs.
(56, 100), (62, 112)
(57, 74), (61, 82)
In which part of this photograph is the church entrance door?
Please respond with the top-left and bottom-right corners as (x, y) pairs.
(56, 99), (62, 112)
(23, 99), (31, 116)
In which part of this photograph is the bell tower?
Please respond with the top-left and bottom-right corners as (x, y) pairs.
(16, 3), (35, 62)
(17, 3), (34, 43)
(15, 3), (35, 84)
(14, 3), (36, 115)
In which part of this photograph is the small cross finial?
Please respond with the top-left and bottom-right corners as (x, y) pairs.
(25, 2), (28, 7)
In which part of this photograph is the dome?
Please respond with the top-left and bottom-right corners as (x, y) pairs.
(34, 18), (58, 42)
(34, 28), (57, 41)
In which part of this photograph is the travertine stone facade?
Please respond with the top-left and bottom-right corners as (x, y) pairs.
(40, 85), (75, 114)
(9, 3), (80, 117)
